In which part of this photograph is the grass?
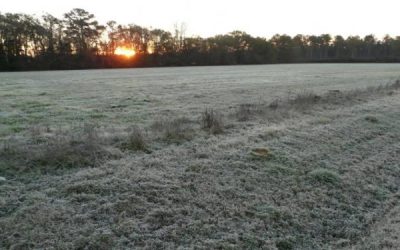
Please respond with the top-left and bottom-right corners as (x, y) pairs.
(201, 108), (224, 134)
(151, 117), (194, 142)
(122, 126), (148, 152)
(290, 91), (322, 109)
(236, 104), (255, 121)
(0, 123), (120, 174)
(365, 115), (379, 123)
(232, 80), (400, 122)
(308, 168), (341, 185)
(276, 239), (295, 250)
(1, 70), (400, 249)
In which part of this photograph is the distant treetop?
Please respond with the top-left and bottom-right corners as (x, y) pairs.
(1, 9), (400, 71)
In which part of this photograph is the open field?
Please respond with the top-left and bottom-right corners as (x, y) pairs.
(1, 64), (400, 249)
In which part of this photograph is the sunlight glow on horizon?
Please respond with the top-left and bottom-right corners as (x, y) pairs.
(114, 47), (136, 57)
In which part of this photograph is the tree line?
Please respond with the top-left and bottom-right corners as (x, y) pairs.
(1, 8), (400, 71)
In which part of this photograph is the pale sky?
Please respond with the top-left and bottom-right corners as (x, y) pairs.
(2, 0), (399, 39)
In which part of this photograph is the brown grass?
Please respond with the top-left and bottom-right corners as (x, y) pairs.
(121, 126), (149, 152)
(201, 108), (224, 134)
(1, 79), (400, 249)
(2, 81), (399, 176)
(233, 80), (400, 122)
(151, 117), (194, 142)
(0, 123), (120, 174)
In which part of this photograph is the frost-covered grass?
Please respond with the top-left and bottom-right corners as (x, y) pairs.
(1, 64), (400, 249)
(0, 64), (399, 139)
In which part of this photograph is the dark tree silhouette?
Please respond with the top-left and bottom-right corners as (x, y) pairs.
(63, 8), (104, 55)
(1, 9), (400, 71)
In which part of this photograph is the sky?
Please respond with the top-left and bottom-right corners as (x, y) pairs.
(2, 0), (399, 39)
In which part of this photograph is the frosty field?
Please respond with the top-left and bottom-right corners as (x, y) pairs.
(1, 63), (399, 136)
(1, 64), (400, 249)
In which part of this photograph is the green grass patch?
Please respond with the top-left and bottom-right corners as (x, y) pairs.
(365, 115), (379, 123)
(308, 168), (341, 185)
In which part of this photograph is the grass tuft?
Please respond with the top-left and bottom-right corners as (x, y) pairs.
(276, 239), (294, 250)
(123, 126), (149, 152)
(365, 115), (379, 123)
(290, 91), (321, 109)
(308, 168), (340, 185)
(151, 117), (194, 142)
(236, 104), (252, 121)
(201, 108), (224, 134)
(0, 124), (120, 174)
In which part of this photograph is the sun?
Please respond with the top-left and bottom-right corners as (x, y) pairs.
(114, 47), (136, 57)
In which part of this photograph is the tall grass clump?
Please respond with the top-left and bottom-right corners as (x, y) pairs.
(235, 103), (265, 121)
(236, 104), (252, 121)
(151, 117), (194, 142)
(393, 79), (400, 88)
(290, 91), (321, 109)
(308, 168), (340, 185)
(201, 108), (224, 134)
(122, 126), (148, 152)
(0, 123), (119, 174)
(233, 79), (400, 123)
(30, 123), (110, 169)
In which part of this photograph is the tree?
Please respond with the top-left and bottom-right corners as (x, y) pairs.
(105, 21), (118, 55)
(346, 36), (362, 59)
(1, 9), (400, 71)
(42, 14), (61, 54)
(292, 34), (307, 61)
(174, 22), (186, 51)
(382, 35), (393, 58)
(363, 35), (376, 58)
(63, 8), (104, 55)
(307, 35), (319, 59)
(320, 34), (332, 58)
(333, 35), (346, 59)
(271, 34), (294, 63)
